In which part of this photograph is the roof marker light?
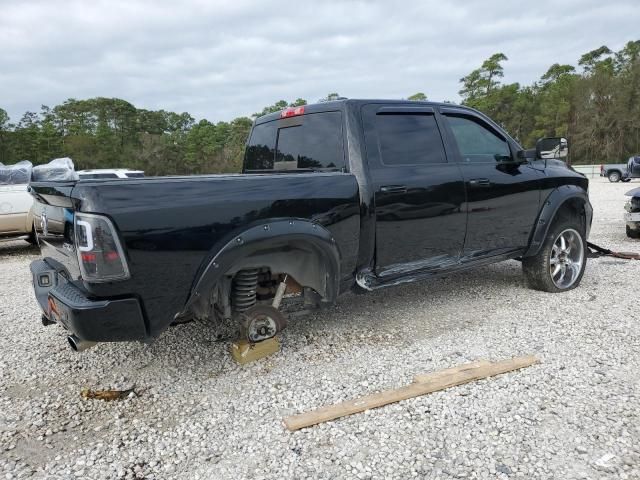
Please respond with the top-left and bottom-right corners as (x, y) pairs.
(280, 106), (305, 118)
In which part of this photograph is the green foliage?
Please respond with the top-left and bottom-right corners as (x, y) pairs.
(459, 53), (508, 101)
(408, 92), (427, 101)
(319, 93), (342, 102)
(3, 41), (639, 173)
(0, 98), (252, 175)
(459, 42), (640, 164)
(253, 98), (308, 118)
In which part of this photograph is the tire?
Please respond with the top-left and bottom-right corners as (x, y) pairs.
(26, 228), (38, 245)
(523, 217), (587, 293)
(626, 225), (640, 239)
(608, 171), (621, 182)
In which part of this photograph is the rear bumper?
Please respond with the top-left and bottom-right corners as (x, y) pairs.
(30, 259), (147, 342)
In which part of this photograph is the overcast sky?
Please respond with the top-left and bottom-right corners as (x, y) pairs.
(1, 0), (639, 123)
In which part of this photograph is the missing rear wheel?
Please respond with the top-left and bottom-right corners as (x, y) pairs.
(241, 305), (287, 343)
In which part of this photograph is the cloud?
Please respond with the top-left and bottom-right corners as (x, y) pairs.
(1, 0), (638, 122)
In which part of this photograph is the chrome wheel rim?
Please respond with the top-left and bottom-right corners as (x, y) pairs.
(550, 228), (584, 289)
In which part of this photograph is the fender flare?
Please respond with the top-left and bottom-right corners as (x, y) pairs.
(183, 219), (341, 313)
(523, 185), (592, 257)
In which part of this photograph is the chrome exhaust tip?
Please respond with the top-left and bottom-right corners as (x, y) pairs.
(67, 335), (97, 352)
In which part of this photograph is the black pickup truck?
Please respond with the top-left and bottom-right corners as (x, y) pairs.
(29, 99), (592, 351)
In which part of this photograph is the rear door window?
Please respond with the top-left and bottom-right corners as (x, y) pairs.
(244, 112), (345, 172)
(372, 113), (446, 166)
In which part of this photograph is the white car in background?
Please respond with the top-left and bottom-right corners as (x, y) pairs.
(0, 185), (35, 242)
(78, 169), (144, 179)
(0, 161), (35, 243)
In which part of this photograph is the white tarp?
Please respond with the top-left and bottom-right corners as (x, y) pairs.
(0, 160), (33, 185)
(31, 157), (79, 182)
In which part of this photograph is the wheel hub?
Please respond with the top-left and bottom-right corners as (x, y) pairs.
(241, 305), (287, 343)
(549, 228), (584, 289)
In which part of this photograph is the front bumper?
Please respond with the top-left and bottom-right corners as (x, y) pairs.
(624, 211), (640, 223)
(30, 259), (147, 342)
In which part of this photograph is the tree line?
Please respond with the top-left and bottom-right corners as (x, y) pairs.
(0, 40), (638, 174)
(459, 41), (640, 164)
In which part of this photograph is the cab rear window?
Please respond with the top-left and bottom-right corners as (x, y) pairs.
(244, 112), (345, 172)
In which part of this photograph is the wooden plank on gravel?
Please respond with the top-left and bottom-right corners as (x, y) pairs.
(283, 355), (539, 431)
(413, 359), (492, 384)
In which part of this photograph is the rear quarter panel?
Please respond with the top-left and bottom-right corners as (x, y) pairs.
(72, 173), (360, 338)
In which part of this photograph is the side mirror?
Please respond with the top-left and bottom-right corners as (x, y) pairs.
(517, 149), (536, 160)
(536, 137), (568, 160)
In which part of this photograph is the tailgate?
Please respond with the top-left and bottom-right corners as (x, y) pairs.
(29, 182), (82, 279)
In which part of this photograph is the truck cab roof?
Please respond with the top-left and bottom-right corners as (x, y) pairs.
(254, 99), (463, 124)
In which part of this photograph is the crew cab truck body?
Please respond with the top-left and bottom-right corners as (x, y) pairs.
(29, 99), (592, 351)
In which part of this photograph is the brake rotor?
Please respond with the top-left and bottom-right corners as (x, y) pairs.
(241, 305), (287, 343)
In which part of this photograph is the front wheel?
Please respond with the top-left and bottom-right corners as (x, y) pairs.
(608, 171), (621, 182)
(626, 224), (640, 239)
(523, 220), (586, 293)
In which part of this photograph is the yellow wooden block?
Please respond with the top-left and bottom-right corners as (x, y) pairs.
(230, 337), (280, 364)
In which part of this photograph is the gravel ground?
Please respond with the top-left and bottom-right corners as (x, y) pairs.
(1, 177), (639, 480)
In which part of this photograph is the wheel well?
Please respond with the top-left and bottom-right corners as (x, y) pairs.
(224, 241), (337, 301)
(188, 240), (340, 322)
(553, 198), (587, 233)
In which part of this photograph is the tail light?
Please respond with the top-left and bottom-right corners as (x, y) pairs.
(74, 213), (130, 282)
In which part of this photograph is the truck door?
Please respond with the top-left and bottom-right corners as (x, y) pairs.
(438, 107), (544, 258)
(361, 104), (467, 274)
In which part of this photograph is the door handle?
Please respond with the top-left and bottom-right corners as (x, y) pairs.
(380, 185), (408, 194)
(468, 178), (491, 187)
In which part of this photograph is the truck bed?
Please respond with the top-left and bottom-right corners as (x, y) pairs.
(30, 172), (361, 339)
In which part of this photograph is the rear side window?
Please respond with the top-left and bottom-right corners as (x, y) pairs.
(245, 121), (277, 170)
(244, 112), (345, 172)
(125, 172), (145, 178)
(373, 113), (446, 165)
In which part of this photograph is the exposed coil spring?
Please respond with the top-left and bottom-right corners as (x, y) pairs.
(232, 268), (259, 312)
